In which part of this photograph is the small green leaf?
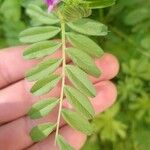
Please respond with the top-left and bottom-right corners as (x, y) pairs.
(67, 18), (108, 36)
(125, 8), (150, 25)
(28, 98), (59, 119)
(26, 4), (59, 25)
(65, 65), (96, 97)
(31, 74), (61, 96)
(85, 0), (116, 9)
(57, 135), (74, 150)
(64, 86), (95, 119)
(23, 41), (62, 59)
(30, 123), (56, 142)
(62, 109), (93, 135)
(19, 26), (61, 43)
(26, 59), (62, 81)
(66, 48), (101, 77)
(141, 35), (150, 50)
(66, 32), (103, 57)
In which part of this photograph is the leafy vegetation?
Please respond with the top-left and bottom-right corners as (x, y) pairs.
(0, 0), (150, 149)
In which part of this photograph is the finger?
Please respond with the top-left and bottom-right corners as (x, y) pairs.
(0, 46), (37, 89)
(0, 44), (119, 89)
(0, 81), (117, 150)
(0, 53), (119, 123)
(0, 46), (63, 89)
(28, 126), (86, 150)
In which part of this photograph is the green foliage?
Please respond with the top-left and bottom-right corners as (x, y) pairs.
(26, 58), (62, 81)
(67, 18), (108, 36)
(19, 26), (61, 43)
(62, 109), (93, 135)
(57, 135), (74, 150)
(28, 98), (59, 119)
(65, 65), (96, 97)
(23, 41), (62, 59)
(66, 48), (101, 77)
(30, 123), (56, 142)
(66, 32), (103, 57)
(31, 74), (61, 96)
(64, 86), (95, 119)
(18, 1), (109, 148)
(1, 0), (150, 149)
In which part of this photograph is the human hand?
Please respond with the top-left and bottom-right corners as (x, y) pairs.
(0, 46), (119, 150)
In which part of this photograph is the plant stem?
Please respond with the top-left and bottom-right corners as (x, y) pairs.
(55, 20), (66, 143)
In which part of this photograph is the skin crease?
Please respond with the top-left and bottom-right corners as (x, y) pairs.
(0, 46), (119, 150)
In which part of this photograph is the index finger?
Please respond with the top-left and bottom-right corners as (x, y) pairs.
(0, 46), (37, 88)
(0, 46), (62, 89)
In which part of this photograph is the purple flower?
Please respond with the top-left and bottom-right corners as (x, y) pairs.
(44, 0), (60, 12)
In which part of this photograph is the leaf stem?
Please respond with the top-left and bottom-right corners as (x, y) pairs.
(55, 18), (66, 143)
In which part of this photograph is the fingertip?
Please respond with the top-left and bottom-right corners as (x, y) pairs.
(95, 53), (120, 81)
(92, 81), (118, 114)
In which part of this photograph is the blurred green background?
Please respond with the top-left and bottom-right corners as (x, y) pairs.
(0, 0), (150, 149)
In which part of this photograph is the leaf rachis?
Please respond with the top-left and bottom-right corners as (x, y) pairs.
(55, 14), (66, 143)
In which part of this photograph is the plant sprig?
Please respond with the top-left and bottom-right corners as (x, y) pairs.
(19, 0), (116, 149)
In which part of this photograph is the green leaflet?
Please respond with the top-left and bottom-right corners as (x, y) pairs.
(65, 65), (96, 97)
(62, 109), (93, 135)
(30, 123), (56, 142)
(26, 4), (59, 25)
(57, 135), (74, 150)
(66, 48), (101, 77)
(64, 86), (95, 119)
(31, 74), (61, 96)
(85, 0), (116, 9)
(67, 18), (108, 36)
(26, 58), (62, 81)
(28, 98), (59, 119)
(66, 32), (103, 57)
(62, 3), (91, 22)
(19, 26), (61, 43)
(125, 8), (150, 25)
(23, 41), (62, 59)
(141, 35), (150, 50)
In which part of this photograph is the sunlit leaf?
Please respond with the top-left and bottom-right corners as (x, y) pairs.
(57, 135), (74, 150)
(31, 74), (61, 96)
(23, 41), (61, 59)
(28, 98), (59, 119)
(19, 26), (61, 43)
(66, 48), (101, 77)
(26, 58), (62, 81)
(26, 4), (59, 25)
(85, 0), (116, 9)
(62, 109), (93, 135)
(65, 65), (96, 97)
(66, 32), (103, 57)
(30, 123), (56, 142)
(67, 18), (108, 36)
(64, 86), (95, 119)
